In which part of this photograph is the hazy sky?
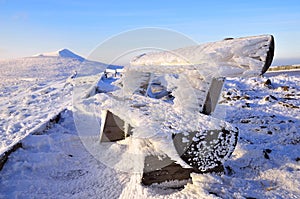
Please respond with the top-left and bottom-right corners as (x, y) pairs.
(1, 0), (300, 65)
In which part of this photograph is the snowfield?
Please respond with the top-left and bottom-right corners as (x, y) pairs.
(0, 53), (106, 155)
(0, 46), (299, 198)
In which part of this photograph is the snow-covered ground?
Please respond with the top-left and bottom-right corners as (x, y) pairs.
(0, 46), (299, 198)
(0, 51), (106, 155)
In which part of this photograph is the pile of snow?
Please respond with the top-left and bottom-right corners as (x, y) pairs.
(34, 48), (85, 61)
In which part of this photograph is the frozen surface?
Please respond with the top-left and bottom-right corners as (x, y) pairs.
(131, 35), (273, 77)
(0, 46), (299, 198)
(0, 110), (129, 199)
(0, 70), (299, 198)
(0, 54), (106, 155)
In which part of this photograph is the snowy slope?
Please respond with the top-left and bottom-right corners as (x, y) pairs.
(0, 54), (106, 155)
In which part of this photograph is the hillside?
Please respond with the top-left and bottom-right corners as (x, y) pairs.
(0, 52), (106, 155)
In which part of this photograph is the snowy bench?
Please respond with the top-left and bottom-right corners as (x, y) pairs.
(99, 35), (275, 185)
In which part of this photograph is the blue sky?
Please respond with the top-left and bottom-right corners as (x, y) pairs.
(1, 0), (300, 65)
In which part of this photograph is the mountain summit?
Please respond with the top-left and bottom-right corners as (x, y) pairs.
(34, 49), (85, 61)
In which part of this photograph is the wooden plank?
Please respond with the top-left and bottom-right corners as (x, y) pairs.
(101, 111), (126, 142)
(102, 126), (126, 142)
(202, 77), (225, 115)
(100, 110), (132, 142)
(142, 155), (194, 186)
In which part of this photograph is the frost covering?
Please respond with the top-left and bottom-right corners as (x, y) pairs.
(95, 92), (238, 171)
(131, 35), (274, 77)
(95, 35), (275, 172)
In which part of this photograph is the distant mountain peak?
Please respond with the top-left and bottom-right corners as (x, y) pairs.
(34, 48), (85, 61)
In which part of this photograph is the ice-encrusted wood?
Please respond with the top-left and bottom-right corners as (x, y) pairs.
(130, 35), (274, 77)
